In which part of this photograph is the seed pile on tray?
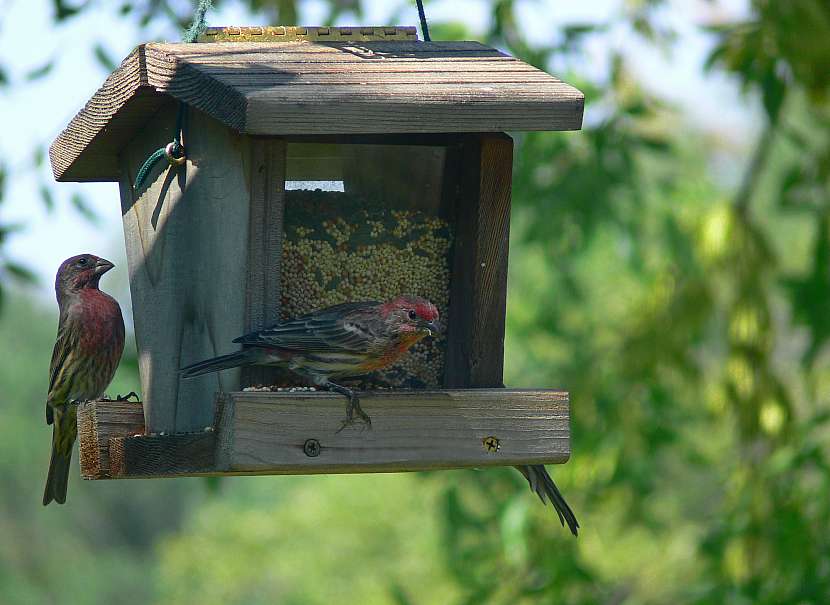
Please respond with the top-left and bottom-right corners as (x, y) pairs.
(280, 189), (452, 388)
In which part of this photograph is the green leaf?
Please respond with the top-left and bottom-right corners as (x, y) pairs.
(4, 262), (37, 283)
(39, 184), (55, 211)
(32, 146), (45, 168)
(25, 60), (55, 81)
(52, 0), (82, 21)
(70, 192), (99, 224)
(202, 476), (222, 495)
(93, 43), (118, 72)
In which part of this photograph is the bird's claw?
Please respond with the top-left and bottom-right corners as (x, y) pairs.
(335, 396), (372, 434)
(99, 391), (141, 403)
(116, 391), (141, 403)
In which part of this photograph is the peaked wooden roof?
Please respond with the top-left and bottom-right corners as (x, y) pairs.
(50, 38), (584, 182)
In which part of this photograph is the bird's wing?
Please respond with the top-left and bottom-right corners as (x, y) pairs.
(46, 322), (78, 424)
(234, 301), (381, 353)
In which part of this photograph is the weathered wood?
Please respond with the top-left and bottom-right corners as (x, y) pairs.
(50, 41), (584, 181)
(118, 106), (251, 434)
(77, 400), (145, 479)
(80, 389), (570, 478)
(109, 433), (216, 478)
(218, 389), (568, 474)
(241, 138), (286, 387)
(198, 25), (418, 42)
(445, 134), (512, 388)
(341, 144), (446, 213)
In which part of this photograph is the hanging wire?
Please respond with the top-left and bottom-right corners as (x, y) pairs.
(415, 0), (431, 41)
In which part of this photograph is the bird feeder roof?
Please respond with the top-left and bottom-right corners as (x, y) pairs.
(49, 26), (584, 182)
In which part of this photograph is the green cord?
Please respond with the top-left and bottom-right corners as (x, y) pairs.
(134, 148), (167, 190)
(183, 0), (213, 43)
(133, 0), (213, 189)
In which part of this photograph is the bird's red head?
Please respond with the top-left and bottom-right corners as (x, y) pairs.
(381, 295), (441, 336)
(55, 254), (115, 300)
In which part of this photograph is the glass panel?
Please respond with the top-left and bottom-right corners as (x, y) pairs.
(281, 141), (454, 388)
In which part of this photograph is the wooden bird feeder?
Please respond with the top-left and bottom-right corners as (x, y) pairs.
(49, 26), (583, 480)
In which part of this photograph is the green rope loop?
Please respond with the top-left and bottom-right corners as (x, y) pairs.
(134, 148), (167, 190)
(133, 0), (213, 189)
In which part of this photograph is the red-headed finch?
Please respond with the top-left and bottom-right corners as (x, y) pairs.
(181, 296), (440, 428)
(43, 254), (125, 505)
(180, 295), (578, 534)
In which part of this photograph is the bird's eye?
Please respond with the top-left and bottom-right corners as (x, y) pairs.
(408, 310), (417, 321)
(77, 258), (88, 266)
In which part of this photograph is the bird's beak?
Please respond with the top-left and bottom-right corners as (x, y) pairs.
(422, 320), (441, 336)
(94, 258), (115, 276)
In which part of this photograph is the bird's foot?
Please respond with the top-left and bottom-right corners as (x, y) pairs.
(100, 391), (141, 403)
(326, 382), (372, 433)
(350, 397), (372, 428)
(116, 391), (141, 403)
(336, 396), (372, 433)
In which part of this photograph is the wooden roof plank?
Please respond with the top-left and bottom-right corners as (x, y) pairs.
(50, 41), (584, 182)
(156, 40), (499, 54)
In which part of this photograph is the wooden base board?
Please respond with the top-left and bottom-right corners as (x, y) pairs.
(78, 389), (570, 479)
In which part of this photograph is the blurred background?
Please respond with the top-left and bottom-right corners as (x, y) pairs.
(1, 0), (829, 603)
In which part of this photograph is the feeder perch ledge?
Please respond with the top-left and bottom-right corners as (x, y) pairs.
(78, 389), (570, 479)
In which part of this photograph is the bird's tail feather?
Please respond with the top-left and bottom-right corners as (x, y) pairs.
(180, 350), (254, 378)
(516, 464), (579, 536)
(43, 436), (71, 506)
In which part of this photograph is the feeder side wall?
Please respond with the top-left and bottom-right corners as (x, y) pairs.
(118, 107), (251, 434)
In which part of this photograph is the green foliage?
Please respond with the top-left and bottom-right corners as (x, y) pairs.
(2, 1), (830, 604)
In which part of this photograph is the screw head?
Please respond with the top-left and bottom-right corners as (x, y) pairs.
(483, 436), (500, 453)
(303, 438), (321, 457)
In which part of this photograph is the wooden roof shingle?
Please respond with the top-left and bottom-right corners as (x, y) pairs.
(50, 39), (584, 181)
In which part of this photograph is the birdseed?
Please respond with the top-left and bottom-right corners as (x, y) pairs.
(280, 189), (452, 388)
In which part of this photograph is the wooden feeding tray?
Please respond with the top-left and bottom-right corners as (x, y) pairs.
(51, 26), (583, 479)
(79, 389), (569, 479)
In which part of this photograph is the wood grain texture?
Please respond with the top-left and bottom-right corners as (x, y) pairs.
(445, 134), (512, 388)
(51, 41), (584, 181)
(198, 25), (418, 42)
(109, 432), (216, 478)
(79, 389), (569, 479)
(241, 138), (286, 387)
(77, 400), (145, 479)
(118, 106), (251, 434)
(219, 390), (569, 474)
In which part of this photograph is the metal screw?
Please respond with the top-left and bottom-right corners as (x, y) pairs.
(303, 438), (321, 457)
(483, 436), (500, 453)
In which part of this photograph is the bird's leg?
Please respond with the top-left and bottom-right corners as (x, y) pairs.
(325, 381), (371, 432)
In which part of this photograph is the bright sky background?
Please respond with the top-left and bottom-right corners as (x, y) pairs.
(0, 0), (754, 315)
